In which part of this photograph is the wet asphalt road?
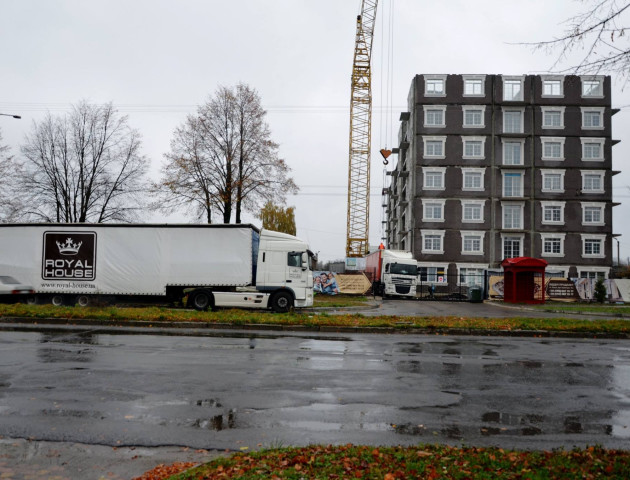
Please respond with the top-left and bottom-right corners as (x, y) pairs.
(1, 326), (630, 456)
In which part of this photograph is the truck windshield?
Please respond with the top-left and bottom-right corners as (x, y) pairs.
(390, 263), (417, 275)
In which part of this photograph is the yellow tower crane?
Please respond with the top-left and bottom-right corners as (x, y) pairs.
(346, 0), (378, 258)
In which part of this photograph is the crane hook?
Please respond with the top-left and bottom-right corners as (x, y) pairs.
(381, 148), (392, 165)
(380, 148), (391, 165)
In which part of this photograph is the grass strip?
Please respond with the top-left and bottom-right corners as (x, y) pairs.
(530, 302), (630, 315)
(0, 303), (629, 335)
(312, 294), (371, 308)
(159, 444), (629, 480)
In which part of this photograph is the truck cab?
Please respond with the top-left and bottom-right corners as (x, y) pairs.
(365, 249), (418, 299)
(381, 254), (418, 298)
(256, 230), (314, 310)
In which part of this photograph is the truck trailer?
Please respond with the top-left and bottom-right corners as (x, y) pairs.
(364, 249), (418, 298)
(0, 223), (314, 312)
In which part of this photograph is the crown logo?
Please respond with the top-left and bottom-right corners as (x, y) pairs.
(56, 237), (82, 255)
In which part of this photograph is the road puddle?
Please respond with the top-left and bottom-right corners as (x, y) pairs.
(196, 398), (223, 408)
(192, 410), (236, 431)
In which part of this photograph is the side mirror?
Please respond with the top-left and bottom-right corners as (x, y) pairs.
(301, 253), (308, 270)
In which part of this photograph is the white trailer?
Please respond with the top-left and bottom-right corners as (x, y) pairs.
(0, 224), (314, 312)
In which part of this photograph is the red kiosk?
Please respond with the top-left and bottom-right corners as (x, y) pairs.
(501, 257), (548, 304)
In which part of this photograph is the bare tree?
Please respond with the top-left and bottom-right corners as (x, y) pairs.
(151, 87), (236, 223)
(0, 129), (25, 222)
(524, 0), (630, 81)
(152, 84), (298, 224)
(150, 115), (223, 223)
(19, 101), (149, 223)
(198, 86), (237, 223)
(232, 84), (298, 223)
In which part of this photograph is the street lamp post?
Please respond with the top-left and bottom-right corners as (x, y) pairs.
(0, 113), (21, 119)
(614, 236), (620, 266)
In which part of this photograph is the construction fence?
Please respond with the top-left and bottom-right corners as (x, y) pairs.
(416, 273), (488, 302)
(318, 270), (630, 303)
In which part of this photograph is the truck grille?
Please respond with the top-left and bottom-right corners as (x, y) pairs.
(391, 276), (414, 285)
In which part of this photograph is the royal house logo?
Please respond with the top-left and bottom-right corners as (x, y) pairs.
(42, 231), (97, 280)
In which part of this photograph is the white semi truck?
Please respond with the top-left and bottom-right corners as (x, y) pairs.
(0, 223), (314, 312)
(365, 249), (418, 298)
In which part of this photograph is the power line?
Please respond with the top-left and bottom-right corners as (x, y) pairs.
(299, 184), (382, 189)
(2, 100), (628, 113)
(290, 193), (382, 197)
(0, 102), (408, 114)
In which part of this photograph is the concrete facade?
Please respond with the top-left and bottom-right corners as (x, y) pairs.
(385, 74), (619, 283)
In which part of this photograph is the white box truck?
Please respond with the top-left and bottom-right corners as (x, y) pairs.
(364, 249), (418, 298)
(0, 223), (314, 312)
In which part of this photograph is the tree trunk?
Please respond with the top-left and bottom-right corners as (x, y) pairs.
(236, 139), (244, 224)
(205, 191), (212, 224)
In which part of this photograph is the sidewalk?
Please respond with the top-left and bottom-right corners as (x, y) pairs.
(0, 437), (223, 480)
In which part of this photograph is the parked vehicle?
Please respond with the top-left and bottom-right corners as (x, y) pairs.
(364, 249), (418, 298)
(0, 224), (314, 312)
(0, 275), (34, 303)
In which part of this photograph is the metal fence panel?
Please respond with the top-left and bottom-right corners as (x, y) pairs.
(416, 273), (491, 302)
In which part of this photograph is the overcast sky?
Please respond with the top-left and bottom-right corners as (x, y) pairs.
(1, 0), (629, 262)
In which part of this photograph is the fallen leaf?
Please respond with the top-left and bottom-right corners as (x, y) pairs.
(131, 462), (196, 480)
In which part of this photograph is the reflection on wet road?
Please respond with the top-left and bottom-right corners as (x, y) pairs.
(0, 328), (629, 450)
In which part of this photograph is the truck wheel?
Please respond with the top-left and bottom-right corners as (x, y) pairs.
(24, 295), (38, 305)
(190, 290), (213, 311)
(271, 291), (293, 313)
(75, 295), (90, 307)
(51, 295), (65, 307)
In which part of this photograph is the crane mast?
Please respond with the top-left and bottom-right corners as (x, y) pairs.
(346, 0), (378, 258)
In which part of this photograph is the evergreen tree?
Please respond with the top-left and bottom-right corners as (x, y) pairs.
(594, 278), (608, 303)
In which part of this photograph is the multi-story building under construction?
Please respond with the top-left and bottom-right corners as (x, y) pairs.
(385, 74), (619, 284)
